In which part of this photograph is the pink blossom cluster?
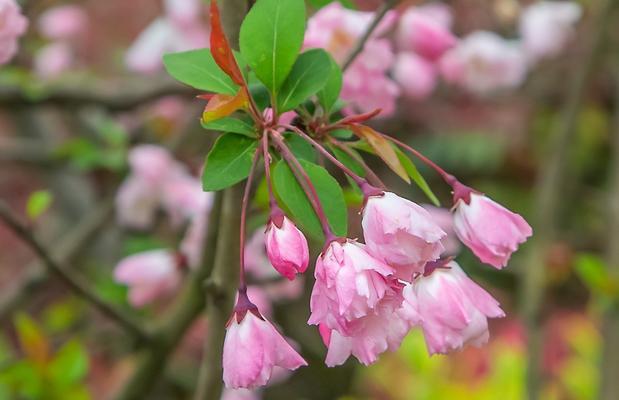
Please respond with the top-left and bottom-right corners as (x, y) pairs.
(34, 5), (88, 79)
(0, 0), (28, 65)
(125, 0), (209, 73)
(223, 181), (531, 388)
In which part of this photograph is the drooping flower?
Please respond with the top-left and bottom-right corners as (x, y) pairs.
(308, 239), (398, 334)
(453, 192), (532, 269)
(0, 0), (28, 65)
(519, 1), (582, 63)
(37, 4), (87, 40)
(439, 31), (527, 95)
(392, 52), (438, 100)
(113, 249), (184, 307)
(265, 213), (309, 280)
(396, 2), (457, 61)
(401, 261), (505, 355)
(223, 290), (306, 389)
(362, 192), (446, 281)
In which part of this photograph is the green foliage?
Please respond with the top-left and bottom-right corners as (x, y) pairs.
(201, 116), (257, 137)
(272, 159), (347, 240)
(240, 0), (306, 93)
(284, 133), (317, 162)
(202, 133), (259, 191)
(163, 49), (239, 95)
(394, 147), (440, 206)
(277, 49), (332, 112)
(308, 0), (355, 8)
(317, 54), (343, 113)
(26, 190), (53, 220)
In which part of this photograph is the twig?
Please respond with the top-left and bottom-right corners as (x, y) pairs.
(341, 0), (398, 72)
(519, 1), (616, 398)
(0, 200), (150, 342)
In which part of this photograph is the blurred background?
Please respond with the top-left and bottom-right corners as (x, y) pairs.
(0, 0), (618, 399)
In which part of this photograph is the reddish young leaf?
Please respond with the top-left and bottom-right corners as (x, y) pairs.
(210, 0), (245, 85)
(350, 125), (410, 183)
(337, 109), (382, 126)
(202, 88), (249, 124)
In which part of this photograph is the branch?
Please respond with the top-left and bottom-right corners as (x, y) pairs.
(519, 1), (616, 398)
(341, 0), (398, 72)
(0, 200), (150, 342)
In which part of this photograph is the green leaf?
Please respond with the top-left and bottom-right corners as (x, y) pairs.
(202, 134), (259, 191)
(163, 49), (239, 95)
(329, 129), (354, 139)
(49, 340), (89, 387)
(201, 117), (257, 138)
(284, 133), (317, 162)
(240, 0), (306, 93)
(330, 145), (365, 177)
(14, 313), (49, 366)
(308, 0), (355, 8)
(26, 190), (53, 219)
(317, 54), (342, 113)
(277, 49), (332, 112)
(394, 147), (440, 206)
(272, 159), (347, 240)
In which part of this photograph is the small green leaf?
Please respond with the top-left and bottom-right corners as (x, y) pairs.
(329, 129), (354, 139)
(317, 54), (342, 113)
(26, 190), (53, 219)
(240, 0), (306, 93)
(49, 340), (89, 386)
(163, 49), (239, 95)
(277, 49), (332, 112)
(273, 159), (347, 240)
(284, 133), (317, 162)
(330, 145), (365, 177)
(201, 117), (256, 137)
(394, 147), (440, 206)
(202, 134), (259, 191)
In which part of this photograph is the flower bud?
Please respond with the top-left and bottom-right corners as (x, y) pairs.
(265, 215), (309, 280)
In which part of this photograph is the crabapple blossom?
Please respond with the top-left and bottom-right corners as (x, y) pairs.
(37, 4), (87, 40)
(34, 42), (74, 79)
(223, 291), (306, 389)
(422, 205), (461, 256)
(362, 192), (446, 281)
(113, 249), (184, 307)
(440, 31), (528, 95)
(0, 0), (28, 65)
(392, 52), (438, 100)
(453, 192), (532, 269)
(265, 214), (309, 280)
(519, 1), (582, 63)
(308, 239), (399, 334)
(401, 261), (505, 355)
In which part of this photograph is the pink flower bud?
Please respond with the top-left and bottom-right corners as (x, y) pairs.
(308, 240), (398, 334)
(0, 0), (28, 65)
(265, 215), (309, 280)
(362, 192), (446, 281)
(223, 312), (306, 389)
(453, 193), (532, 268)
(113, 250), (183, 307)
(401, 261), (505, 355)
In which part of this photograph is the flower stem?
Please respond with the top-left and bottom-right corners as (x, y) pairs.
(262, 133), (278, 210)
(269, 129), (336, 241)
(239, 147), (262, 290)
(328, 137), (386, 189)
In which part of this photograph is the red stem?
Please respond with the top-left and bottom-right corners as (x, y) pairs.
(328, 137), (386, 189)
(239, 148), (262, 290)
(269, 129), (336, 241)
(262, 133), (278, 210)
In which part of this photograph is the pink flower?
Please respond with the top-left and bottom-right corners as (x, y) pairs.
(439, 31), (527, 95)
(308, 240), (398, 334)
(519, 1), (582, 63)
(223, 311), (306, 389)
(265, 214), (309, 280)
(0, 0), (28, 65)
(393, 52), (437, 100)
(115, 176), (161, 230)
(34, 42), (74, 79)
(244, 227), (280, 280)
(362, 192), (446, 280)
(453, 193), (532, 268)
(221, 389), (260, 400)
(38, 5), (87, 40)
(422, 205), (461, 256)
(397, 3), (457, 61)
(114, 250), (183, 307)
(401, 261), (505, 355)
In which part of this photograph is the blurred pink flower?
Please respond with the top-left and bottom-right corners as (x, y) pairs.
(265, 215), (309, 281)
(393, 52), (437, 100)
(453, 193), (532, 269)
(519, 1), (582, 63)
(308, 240), (398, 334)
(164, 0), (202, 25)
(223, 312), (306, 389)
(115, 176), (161, 230)
(362, 192), (445, 281)
(396, 2), (457, 61)
(34, 41), (74, 79)
(114, 249), (183, 307)
(401, 261), (505, 355)
(422, 204), (461, 256)
(37, 5), (87, 40)
(440, 31), (528, 95)
(0, 0), (28, 65)
(221, 389), (260, 400)
(244, 227), (279, 280)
